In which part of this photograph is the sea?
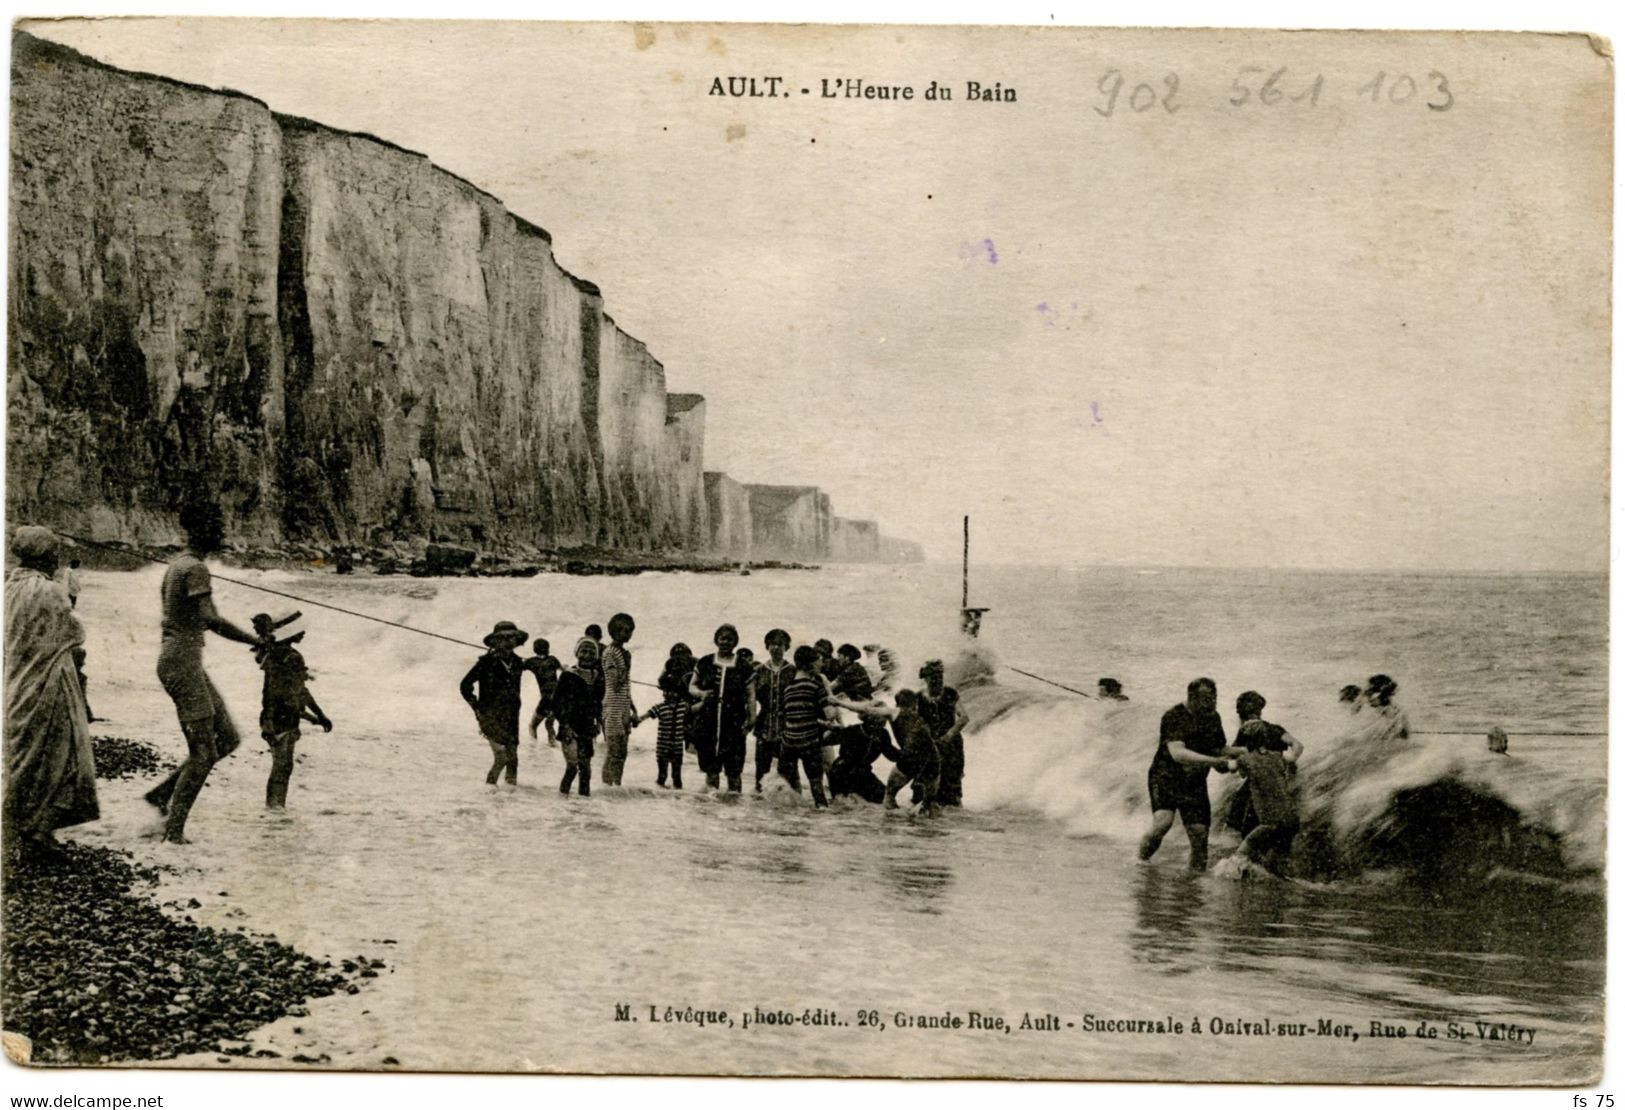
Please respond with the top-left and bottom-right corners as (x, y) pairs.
(63, 560), (1606, 1084)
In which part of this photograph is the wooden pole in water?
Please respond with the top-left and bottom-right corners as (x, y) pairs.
(962, 515), (970, 609)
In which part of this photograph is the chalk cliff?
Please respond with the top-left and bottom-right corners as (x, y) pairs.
(829, 518), (881, 562)
(878, 535), (926, 563)
(703, 472), (751, 557)
(6, 33), (914, 565)
(746, 485), (830, 563)
(9, 34), (288, 545)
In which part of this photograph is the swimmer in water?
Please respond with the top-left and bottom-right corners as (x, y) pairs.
(1362, 674), (1410, 741)
(1138, 677), (1238, 872)
(1229, 690), (1303, 876)
(813, 639), (837, 687)
(461, 620), (528, 787)
(752, 629), (795, 791)
(777, 645), (834, 807)
(252, 612), (333, 809)
(524, 638), (561, 743)
(690, 624), (754, 792)
(917, 660), (968, 807)
(599, 612), (637, 787)
(641, 674), (691, 789)
(881, 689), (941, 817)
(555, 638), (603, 797)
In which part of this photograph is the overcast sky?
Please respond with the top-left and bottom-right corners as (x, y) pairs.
(20, 19), (1612, 571)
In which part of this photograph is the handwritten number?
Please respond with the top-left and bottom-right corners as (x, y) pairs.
(1162, 73), (1180, 113)
(1259, 67), (1287, 105)
(1095, 69), (1124, 117)
(1291, 74), (1324, 106)
(1229, 66), (1262, 107)
(1097, 69), (1179, 117)
(1102, 64), (1446, 117)
(1426, 71), (1454, 111)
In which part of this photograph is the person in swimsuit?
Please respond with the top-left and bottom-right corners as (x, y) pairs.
(1362, 674), (1410, 741)
(916, 660), (969, 806)
(599, 612), (637, 786)
(690, 624), (755, 792)
(524, 638), (561, 743)
(825, 671), (901, 806)
(752, 629), (795, 791)
(144, 499), (267, 844)
(882, 690), (941, 816)
(1138, 677), (1238, 871)
(1338, 684), (1364, 714)
(813, 639), (837, 687)
(1230, 690), (1303, 875)
(555, 638), (603, 796)
(641, 673), (691, 789)
(776, 645), (833, 807)
(252, 612), (333, 809)
(461, 621), (528, 786)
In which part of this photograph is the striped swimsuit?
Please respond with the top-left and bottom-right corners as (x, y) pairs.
(601, 644), (633, 734)
(652, 701), (690, 761)
(782, 674), (827, 751)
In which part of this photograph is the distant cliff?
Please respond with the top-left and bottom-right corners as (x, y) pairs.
(6, 33), (918, 566)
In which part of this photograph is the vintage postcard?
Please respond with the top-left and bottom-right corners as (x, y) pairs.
(0, 16), (1610, 1092)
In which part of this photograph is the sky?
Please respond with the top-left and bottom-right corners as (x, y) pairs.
(16, 18), (1613, 571)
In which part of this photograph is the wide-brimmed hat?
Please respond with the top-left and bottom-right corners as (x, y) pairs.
(252, 610), (304, 640)
(484, 620), (529, 647)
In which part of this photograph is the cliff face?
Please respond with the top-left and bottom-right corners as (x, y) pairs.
(704, 472), (751, 556)
(8, 36), (287, 544)
(662, 395), (707, 549)
(6, 33), (917, 565)
(747, 484), (831, 562)
(278, 119), (607, 548)
(879, 535), (926, 563)
(829, 518), (880, 561)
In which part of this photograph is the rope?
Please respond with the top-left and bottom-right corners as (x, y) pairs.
(1413, 729), (1606, 738)
(1004, 665), (1096, 699)
(1002, 659), (1607, 737)
(214, 574), (488, 650)
(58, 532), (663, 689)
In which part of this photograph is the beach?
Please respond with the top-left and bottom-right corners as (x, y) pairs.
(14, 559), (1606, 1082)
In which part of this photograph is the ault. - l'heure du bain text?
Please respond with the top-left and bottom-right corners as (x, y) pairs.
(709, 76), (1017, 102)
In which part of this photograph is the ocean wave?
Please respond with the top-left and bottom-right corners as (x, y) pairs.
(955, 668), (1602, 888)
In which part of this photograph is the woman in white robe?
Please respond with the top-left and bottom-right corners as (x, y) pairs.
(4, 526), (97, 855)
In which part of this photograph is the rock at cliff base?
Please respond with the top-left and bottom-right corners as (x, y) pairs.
(421, 544), (477, 575)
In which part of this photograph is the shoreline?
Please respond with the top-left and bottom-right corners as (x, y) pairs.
(61, 537), (826, 579)
(1, 740), (375, 1067)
